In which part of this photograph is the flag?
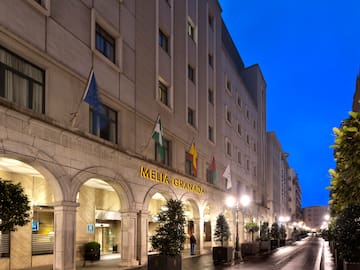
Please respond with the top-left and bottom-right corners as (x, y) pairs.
(207, 156), (216, 184)
(189, 143), (197, 175)
(152, 115), (164, 161)
(83, 69), (105, 116)
(223, 165), (232, 190)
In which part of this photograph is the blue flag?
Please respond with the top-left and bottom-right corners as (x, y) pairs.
(83, 69), (108, 130)
(83, 69), (105, 116)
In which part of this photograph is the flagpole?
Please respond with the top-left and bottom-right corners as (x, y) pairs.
(70, 68), (94, 128)
(138, 114), (161, 152)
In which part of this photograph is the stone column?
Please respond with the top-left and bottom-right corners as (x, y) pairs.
(193, 218), (201, 255)
(54, 201), (78, 270)
(198, 217), (204, 254)
(137, 210), (149, 265)
(119, 210), (138, 266)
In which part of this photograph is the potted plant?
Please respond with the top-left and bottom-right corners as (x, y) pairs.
(259, 222), (271, 252)
(242, 222), (260, 255)
(334, 205), (360, 270)
(83, 241), (100, 264)
(213, 214), (233, 265)
(148, 199), (186, 270)
(279, 224), (287, 246)
(270, 222), (279, 249)
(245, 221), (259, 242)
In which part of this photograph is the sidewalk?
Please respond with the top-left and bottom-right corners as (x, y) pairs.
(321, 240), (335, 270)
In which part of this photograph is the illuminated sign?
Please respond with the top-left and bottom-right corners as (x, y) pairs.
(139, 166), (204, 195)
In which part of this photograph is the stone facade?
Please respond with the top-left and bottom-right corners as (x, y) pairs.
(0, 1), (274, 269)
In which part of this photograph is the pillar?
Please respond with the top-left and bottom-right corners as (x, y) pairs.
(53, 201), (78, 270)
(193, 218), (201, 255)
(119, 210), (138, 266)
(137, 210), (149, 265)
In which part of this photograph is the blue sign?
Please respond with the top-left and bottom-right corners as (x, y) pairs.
(87, 224), (95, 233)
(32, 221), (39, 232)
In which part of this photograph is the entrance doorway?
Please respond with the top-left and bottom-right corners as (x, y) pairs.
(95, 221), (119, 254)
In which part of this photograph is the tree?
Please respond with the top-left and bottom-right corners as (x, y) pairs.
(214, 214), (230, 246)
(0, 179), (31, 232)
(150, 199), (186, 255)
(329, 111), (360, 214)
(245, 222), (259, 242)
(334, 205), (360, 262)
(279, 224), (287, 240)
(260, 222), (270, 241)
(270, 222), (279, 240)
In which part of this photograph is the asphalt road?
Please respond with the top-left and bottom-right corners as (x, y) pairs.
(180, 237), (323, 270)
(75, 237), (324, 270)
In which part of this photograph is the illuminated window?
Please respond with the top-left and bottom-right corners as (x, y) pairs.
(0, 46), (45, 113)
(96, 24), (115, 63)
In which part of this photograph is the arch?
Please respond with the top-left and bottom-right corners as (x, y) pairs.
(0, 140), (68, 201)
(142, 183), (177, 211)
(180, 194), (200, 219)
(71, 166), (133, 211)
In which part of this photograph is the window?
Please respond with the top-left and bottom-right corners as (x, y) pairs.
(0, 232), (9, 257)
(90, 104), (117, 144)
(155, 138), (171, 166)
(0, 46), (45, 113)
(206, 166), (215, 184)
(226, 140), (231, 156)
(237, 123), (242, 136)
(188, 21), (195, 40)
(159, 30), (169, 53)
(246, 159), (250, 170)
(188, 65), (195, 83)
(208, 89), (214, 104)
(246, 109), (250, 119)
(27, 0), (50, 15)
(237, 96), (242, 107)
(159, 81), (169, 106)
(237, 151), (242, 164)
(226, 106), (231, 123)
(188, 107), (195, 127)
(253, 143), (256, 152)
(254, 166), (257, 176)
(96, 24), (115, 63)
(185, 152), (196, 177)
(226, 77), (231, 92)
(208, 14), (214, 29)
(253, 120), (256, 129)
(208, 54), (213, 68)
(208, 125), (214, 142)
(32, 206), (54, 255)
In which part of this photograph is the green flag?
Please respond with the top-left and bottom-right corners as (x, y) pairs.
(152, 115), (165, 161)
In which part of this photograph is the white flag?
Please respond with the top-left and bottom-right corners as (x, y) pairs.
(223, 165), (232, 190)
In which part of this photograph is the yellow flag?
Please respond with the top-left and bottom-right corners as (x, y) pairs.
(189, 143), (197, 171)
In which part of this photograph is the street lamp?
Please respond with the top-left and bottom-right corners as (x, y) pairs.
(226, 194), (251, 261)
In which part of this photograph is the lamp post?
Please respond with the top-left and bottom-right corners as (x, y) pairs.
(226, 194), (251, 261)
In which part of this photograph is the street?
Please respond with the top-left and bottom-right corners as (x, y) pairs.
(77, 237), (327, 270)
(181, 237), (323, 270)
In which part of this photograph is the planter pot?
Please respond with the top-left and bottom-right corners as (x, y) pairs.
(270, 239), (279, 250)
(344, 261), (360, 270)
(83, 242), (100, 262)
(148, 254), (182, 270)
(260, 240), (271, 252)
(279, 239), (286, 247)
(241, 242), (260, 256)
(212, 246), (233, 265)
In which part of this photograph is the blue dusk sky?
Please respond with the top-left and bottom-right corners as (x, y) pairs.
(219, 0), (360, 208)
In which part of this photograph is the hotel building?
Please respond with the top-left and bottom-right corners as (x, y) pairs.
(0, 0), (271, 269)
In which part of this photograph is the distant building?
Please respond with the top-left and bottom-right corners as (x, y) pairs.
(266, 132), (300, 224)
(303, 206), (329, 231)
